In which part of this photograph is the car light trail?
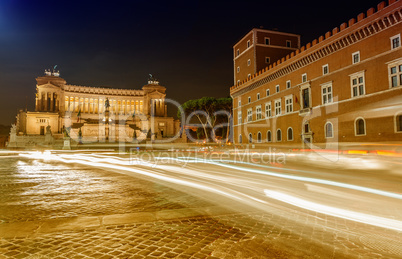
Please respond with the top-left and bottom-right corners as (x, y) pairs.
(151, 156), (402, 200)
(264, 189), (402, 232)
(19, 151), (402, 232)
(31, 152), (402, 201)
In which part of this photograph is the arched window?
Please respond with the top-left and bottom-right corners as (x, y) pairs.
(267, 130), (272, 142)
(355, 118), (365, 136)
(257, 132), (262, 143)
(325, 122), (333, 138)
(276, 129), (282, 141)
(239, 134), (242, 143)
(287, 127), (293, 141)
(396, 114), (402, 132)
(249, 133), (253, 143)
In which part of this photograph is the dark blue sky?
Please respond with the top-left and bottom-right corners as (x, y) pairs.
(0, 0), (382, 124)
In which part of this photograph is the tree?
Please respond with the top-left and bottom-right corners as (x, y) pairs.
(178, 97), (232, 142)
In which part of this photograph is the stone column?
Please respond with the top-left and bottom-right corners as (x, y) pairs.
(35, 94), (39, 111)
(50, 93), (54, 112)
(44, 92), (48, 111)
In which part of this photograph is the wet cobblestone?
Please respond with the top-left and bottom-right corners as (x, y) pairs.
(0, 158), (212, 224)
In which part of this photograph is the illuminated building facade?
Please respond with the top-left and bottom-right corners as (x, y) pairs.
(230, 0), (402, 146)
(11, 71), (179, 146)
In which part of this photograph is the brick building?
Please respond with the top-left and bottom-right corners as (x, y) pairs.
(230, 0), (402, 146)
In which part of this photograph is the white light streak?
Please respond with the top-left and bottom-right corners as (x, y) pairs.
(264, 189), (402, 232)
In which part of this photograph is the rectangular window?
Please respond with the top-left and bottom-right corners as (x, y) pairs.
(247, 59), (251, 66)
(352, 51), (360, 64)
(265, 57), (270, 64)
(265, 102), (271, 118)
(391, 34), (401, 49)
(286, 40), (291, 48)
(236, 49), (239, 56)
(321, 83), (333, 104)
(302, 74), (307, 83)
(276, 85), (280, 93)
(257, 93), (260, 100)
(238, 99), (241, 107)
(389, 62), (402, 88)
(265, 38), (270, 45)
(237, 66), (240, 73)
(256, 106), (262, 120)
(237, 80), (240, 86)
(247, 109), (252, 122)
(322, 64), (329, 75)
(286, 80), (291, 89)
(238, 111), (242, 124)
(285, 96), (293, 113)
(350, 71), (365, 97)
(266, 89), (270, 96)
(248, 96), (251, 103)
(247, 40), (250, 48)
(302, 88), (310, 109)
(275, 99), (281, 116)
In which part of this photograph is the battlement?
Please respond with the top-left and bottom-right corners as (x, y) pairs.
(230, 0), (401, 94)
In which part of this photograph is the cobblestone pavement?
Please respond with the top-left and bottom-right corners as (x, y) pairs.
(0, 156), (401, 258)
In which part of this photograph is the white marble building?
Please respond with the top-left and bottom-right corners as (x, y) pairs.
(12, 70), (179, 145)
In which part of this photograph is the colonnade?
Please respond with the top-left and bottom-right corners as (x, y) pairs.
(150, 99), (166, 116)
(64, 97), (144, 115)
(35, 92), (59, 112)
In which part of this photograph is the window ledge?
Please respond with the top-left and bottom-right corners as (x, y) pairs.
(299, 108), (312, 116)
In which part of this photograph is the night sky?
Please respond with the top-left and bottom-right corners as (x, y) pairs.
(0, 0), (383, 125)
